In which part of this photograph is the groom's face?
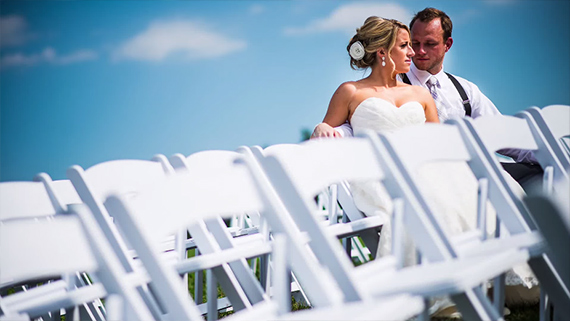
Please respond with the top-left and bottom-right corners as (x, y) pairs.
(411, 18), (450, 75)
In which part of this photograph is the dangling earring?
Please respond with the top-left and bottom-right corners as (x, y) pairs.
(381, 56), (386, 67)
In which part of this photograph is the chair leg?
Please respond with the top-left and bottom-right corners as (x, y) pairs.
(207, 270), (218, 321)
(260, 253), (270, 293)
(528, 256), (570, 316)
(195, 264), (204, 305)
(493, 274), (506, 315)
(539, 289), (549, 321)
(359, 228), (380, 260)
(79, 302), (96, 321)
(343, 237), (352, 258)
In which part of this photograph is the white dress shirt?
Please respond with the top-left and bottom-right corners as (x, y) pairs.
(406, 63), (501, 122)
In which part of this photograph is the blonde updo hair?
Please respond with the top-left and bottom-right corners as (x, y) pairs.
(348, 16), (410, 70)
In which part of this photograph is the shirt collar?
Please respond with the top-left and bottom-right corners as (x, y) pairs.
(410, 62), (446, 85)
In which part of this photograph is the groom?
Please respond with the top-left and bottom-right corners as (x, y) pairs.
(312, 7), (542, 190)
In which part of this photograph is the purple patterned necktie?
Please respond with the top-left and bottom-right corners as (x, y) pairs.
(426, 76), (440, 100)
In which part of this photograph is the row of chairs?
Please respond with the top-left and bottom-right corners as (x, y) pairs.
(1, 105), (568, 321)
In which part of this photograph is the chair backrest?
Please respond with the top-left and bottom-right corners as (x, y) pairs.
(380, 123), (472, 172)
(2, 204), (156, 321)
(103, 152), (266, 320)
(520, 105), (570, 168)
(34, 172), (82, 213)
(368, 124), (472, 261)
(541, 105), (570, 141)
(248, 144), (365, 227)
(120, 153), (263, 244)
(372, 122), (537, 256)
(471, 113), (564, 173)
(450, 117), (547, 230)
(469, 115), (538, 152)
(0, 181), (58, 221)
(67, 158), (175, 272)
(241, 137), (389, 305)
(262, 139), (384, 202)
(0, 216), (97, 285)
(68, 159), (172, 202)
(460, 115), (568, 217)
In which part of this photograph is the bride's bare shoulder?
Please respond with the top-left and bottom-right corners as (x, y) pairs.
(333, 81), (360, 99)
(338, 80), (360, 91)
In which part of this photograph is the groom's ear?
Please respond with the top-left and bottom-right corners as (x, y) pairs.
(444, 37), (453, 52)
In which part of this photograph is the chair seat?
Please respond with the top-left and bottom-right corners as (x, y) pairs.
(359, 249), (529, 298)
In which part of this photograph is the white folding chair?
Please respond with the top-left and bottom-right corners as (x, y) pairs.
(448, 115), (570, 316)
(67, 157), (177, 264)
(240, 136), (529, 320)
(0, 180), (59, 222)
(67, 156), (185, 319)
(524, 179), (570, 321)
(0, 200), (156, 321)
(169, 151), (271, 315)
(0, 179), (105, 321)
(69, 154), (271, 318)
(33, 172), (82, 213)
(242, 144), (383, 263)
(463, 114), (568, 195)
(104, 150), (425, 321)
(520, 105), (570, 164)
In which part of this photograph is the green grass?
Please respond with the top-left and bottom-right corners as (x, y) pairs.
(505, 303), (540, 321)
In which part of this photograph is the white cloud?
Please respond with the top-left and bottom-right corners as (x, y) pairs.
(452, 9), (481, 26)
(0, 47), (98, 68)
(284, 2), (412, 36)
(56, 49), (99, 64)
(249, 4), (265, 15)
(113, 19), (247, 62)
(0, 15), (34, 47)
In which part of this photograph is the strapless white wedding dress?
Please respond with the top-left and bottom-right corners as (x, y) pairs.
(349, 98), (538, 309)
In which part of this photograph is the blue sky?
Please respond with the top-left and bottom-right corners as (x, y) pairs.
(1, 0), (569, 181)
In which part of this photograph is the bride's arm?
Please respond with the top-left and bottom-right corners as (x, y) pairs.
(312, 83), (355, 138)
(417, 87), (439, 123)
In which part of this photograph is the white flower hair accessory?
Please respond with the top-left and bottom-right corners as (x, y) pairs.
(349, 41), (365, 61)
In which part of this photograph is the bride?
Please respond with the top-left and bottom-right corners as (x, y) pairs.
(316, 16), (446, 259)
(313, 16), (538, 315)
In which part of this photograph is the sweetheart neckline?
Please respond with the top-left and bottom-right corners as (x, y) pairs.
(356, 97), (422, 109)
(350, 97), (423, 122)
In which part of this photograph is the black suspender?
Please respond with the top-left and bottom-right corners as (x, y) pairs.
(445, 72), (472, 117)
(401, 73), (412, 85)
(401, 72), (472, 117)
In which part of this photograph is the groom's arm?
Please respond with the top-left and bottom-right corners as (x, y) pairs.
(497, 148), (539, 164)
(335, 121), (353, 137)
(311, 121), (353, 138)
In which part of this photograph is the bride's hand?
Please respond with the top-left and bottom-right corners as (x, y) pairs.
(311, 123), (341, 139)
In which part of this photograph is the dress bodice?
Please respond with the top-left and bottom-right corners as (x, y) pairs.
(350, 97), (426, 133)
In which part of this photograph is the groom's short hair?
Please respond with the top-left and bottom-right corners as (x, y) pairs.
(410, 7), (453, 42)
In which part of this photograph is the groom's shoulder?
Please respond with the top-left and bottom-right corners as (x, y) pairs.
(445, 71), (477, 87)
